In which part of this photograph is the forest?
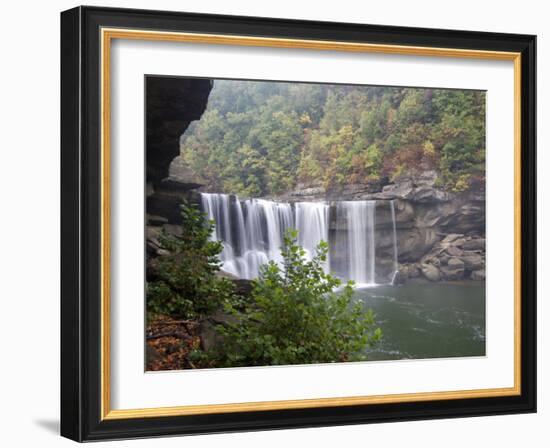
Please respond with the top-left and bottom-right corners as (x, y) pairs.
(180, 80), (486, 196)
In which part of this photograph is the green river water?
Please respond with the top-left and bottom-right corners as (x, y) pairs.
(355, 282), (486, 361)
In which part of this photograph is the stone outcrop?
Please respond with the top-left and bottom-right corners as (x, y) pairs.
(147, 177), (203, 225)
(146, 77), (213, 229)
(398, 233), (486, 283)
(289, 170), (486, 283)
(146, 77), (212, 187)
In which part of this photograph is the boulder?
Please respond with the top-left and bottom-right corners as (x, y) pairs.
(446, 245), (463, 257)
(441, 257), (465, 280)
(462, 253), (484, 271)
(471, 269), (486, 281)
(441, 233), (465, 244)
(462, 238), (486, 251)
(421, 263), (441, 282)
(448, 257), (465, 269)
(408, 264), (421, 278)
(451, 238), (467, 248)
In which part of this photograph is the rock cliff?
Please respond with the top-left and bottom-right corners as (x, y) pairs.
(146, 77), (213, 227)
(285, 170), (485, 283)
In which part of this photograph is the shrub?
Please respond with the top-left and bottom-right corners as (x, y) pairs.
(207, 230), (382, 367)
(146, 201), (236, 320)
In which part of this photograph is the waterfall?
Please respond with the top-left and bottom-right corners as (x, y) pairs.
(332, 201), (376, 285)
(201, 193), (295, 279)
(200, 193), (237, 275)
(200, 193), (398, 285)
(241, 198), (294, 278)
(390, 200), (399, 285)
(295, 202), (330, 270)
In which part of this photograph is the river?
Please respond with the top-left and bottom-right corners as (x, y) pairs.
(355, 282), (486, 361)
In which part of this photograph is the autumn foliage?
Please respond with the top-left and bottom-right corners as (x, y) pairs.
(181, 81), (485, 195)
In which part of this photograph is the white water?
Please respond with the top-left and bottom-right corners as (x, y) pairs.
(332, 201), (376, 285)
(295, 202), (330, 271)
(201, 193), (398, 284)
(201, 193), (295, 279)
(390, 200), (399, 285)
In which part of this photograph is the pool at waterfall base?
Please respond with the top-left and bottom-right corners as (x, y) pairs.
(355, 282), (485, 361)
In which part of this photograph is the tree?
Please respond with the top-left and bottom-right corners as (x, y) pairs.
(206, 230), (382, 367)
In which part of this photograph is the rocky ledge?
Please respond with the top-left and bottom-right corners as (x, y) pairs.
(397, 233), (485, 283)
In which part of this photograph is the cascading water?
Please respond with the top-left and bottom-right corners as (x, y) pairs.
(390, 200), (399, 285)
(201, 193), (295, 279)
(295, 202), (330, 271)
(200, 193), (236, 271)
(331, 201), (376, 285)
(200, 193), (398, 285)
(241, 198), (294, 278)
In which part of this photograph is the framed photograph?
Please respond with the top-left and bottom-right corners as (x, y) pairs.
(60, 6), (536, 441)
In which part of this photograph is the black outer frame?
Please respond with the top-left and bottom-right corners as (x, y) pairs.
(60, 5), (537, 442)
